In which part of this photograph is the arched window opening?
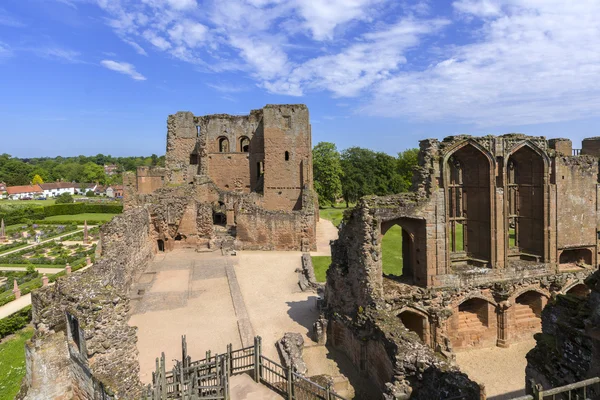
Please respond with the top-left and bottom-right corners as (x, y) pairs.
(157, 239), (165, 252)
(190, 152), (198, 165)
(507, 146), (545, 260)
(559, 248), (592, 267)
(218, 137), (229, 153)
(240, 136), (250, 152)
(174, 233), (183, 241)
(566, 283), (591, 298)
(285, 151), (290, 161)
(458, 298), (489, 331)
(399, 310), (426, 342)
(446, 144), (491, 265)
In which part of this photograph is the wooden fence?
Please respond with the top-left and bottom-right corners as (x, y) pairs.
(146, 336), (345, 400)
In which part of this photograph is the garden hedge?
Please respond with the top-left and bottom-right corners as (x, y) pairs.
(0, 306), (32, 339)
(0, 203), (122, 225)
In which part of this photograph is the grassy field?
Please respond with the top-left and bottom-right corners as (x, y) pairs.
(0, 264), (61, 269)
(319, 204), (354, 227)
(0, 327), (33, 400)
(0, 199), (55, 206)
(311, 256), (331, 282)
(44, 213), (118, 222)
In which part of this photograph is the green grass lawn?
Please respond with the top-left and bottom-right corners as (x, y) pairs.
(0, 264), (61, 269)
(382, 225), (403, 276)
(0, 327), (33, 400)
(319, 204), (354, 227)
(311, 256), (331, 282)
(43, 213), (118, 222)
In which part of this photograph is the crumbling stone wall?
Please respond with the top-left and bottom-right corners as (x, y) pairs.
(21, 208), (154, 399)
(124, 104), (317, 252)
(325, 133), (600, 397)
(526, 270), (600, 395)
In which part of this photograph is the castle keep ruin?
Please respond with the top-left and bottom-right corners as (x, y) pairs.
(124, 104), (317, 252)
(323, 135), (600, 398)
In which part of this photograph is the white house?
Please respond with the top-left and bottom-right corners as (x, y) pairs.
(6, 184), (43, 199)
(39, 182), (77, 197)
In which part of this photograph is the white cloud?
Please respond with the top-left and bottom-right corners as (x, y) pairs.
(168, 20), (208, 48)
(32, 47), (83, 63)
(124, 39), (148, 56)
(101, 59), (147, 80)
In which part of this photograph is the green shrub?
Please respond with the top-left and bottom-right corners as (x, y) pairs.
(86, 190), (95, 197)
(0, 306), (32, 340)
(55, 193), (74, 204)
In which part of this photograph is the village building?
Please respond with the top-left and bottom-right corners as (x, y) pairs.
(105, 185), (123, 198)
(39, 182), (77, 197)
(6, 184), (43, 199)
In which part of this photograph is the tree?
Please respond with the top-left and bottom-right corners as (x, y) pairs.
(397, 148), (419, 192)
(86, 190), (95, 197)
(82, 162), (106, 184)
(313, 142), (343, 206)
(32, 174), (44, 185)
(55, 193), (74, 204)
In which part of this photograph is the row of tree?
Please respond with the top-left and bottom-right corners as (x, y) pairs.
(313, 142), (419, 207)
(0, 154), (165, 186)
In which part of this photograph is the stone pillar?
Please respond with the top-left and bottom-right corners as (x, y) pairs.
(226, 210), (235, 227)
(83, 220), (89, 244)
(12, 280), (21, 299)
(497, 301), (511, 348)
(42, 274), (48, 287)
(86, 256), (91, 266)
(65, 263), (72, 274)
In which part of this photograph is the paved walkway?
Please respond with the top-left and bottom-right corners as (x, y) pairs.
(0, 293), (32, 319)
(0, 266), (63, 274)
(311, 219), (338, 256)
(230, 374), (283, 400)
(455, 339), (536, 399)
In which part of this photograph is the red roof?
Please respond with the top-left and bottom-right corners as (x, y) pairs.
(6, 185), (43, 194)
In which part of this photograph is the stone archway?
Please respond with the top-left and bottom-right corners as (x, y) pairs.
(509, 290), (547, 342)
(450, 297), (497, 350)
(566, 283), (591, 298)
(398, 309), (430, 345)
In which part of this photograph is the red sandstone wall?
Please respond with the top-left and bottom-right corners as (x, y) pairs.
(207, 153), (252, 192)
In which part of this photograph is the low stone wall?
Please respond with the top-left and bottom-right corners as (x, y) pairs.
(298, 253), (322, 292)
(20, 207), (154, 399)
(525, 270), (600, 395)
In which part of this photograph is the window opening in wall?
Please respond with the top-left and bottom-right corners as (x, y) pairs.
(218, 137), (229, 153)
(448, 156), (466, 253)
(240, 137), (250, 152)
(507, 146), (544, 259)
(559, 248), (592, 267)
(285, 151), (290, 161)
(67, 313), (82, 352)
(190, 153), (198, 165)
(284, 115), (291, 129)
(157, 239), (165, 252)
(399, 310), (426, 342)
(381, 223), (414, 278)
(174, 234), (183, 241)
(196, 126), (201, 137)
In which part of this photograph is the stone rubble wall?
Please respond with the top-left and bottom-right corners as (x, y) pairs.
(525, 270), (600, 396)
(21, 207), (155, 399)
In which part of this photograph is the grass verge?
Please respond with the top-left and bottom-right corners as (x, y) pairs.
(311, 256), (331, 282)
(0, 326), (33, 400)
(43, 213), (118, 222)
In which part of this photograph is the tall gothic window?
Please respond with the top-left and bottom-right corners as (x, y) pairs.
(240, 137), (250, 152)
(448, 156), (465, 252)
(218, 137), (229, 153)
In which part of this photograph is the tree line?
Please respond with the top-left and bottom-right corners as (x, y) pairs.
(0, 153), (165, 186)
(313, 142), (419, 207)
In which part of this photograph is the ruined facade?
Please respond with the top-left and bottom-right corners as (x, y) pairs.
(324, 135), (600, 398)
(124, 104), (317, 252)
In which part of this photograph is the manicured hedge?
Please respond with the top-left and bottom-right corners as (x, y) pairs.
(0, 306), (32, 339)
(0, 203), (122, 225)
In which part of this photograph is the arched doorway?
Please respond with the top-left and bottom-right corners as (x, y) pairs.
(381, 224), (414, 278)
(506, 145), (545, 260)
(399, 310), (428, 343)
(451, 297), (496, 349)
(157, 239), (165, 252)
(512, 291), (546, 341)
(446, 144), (492, 266)
(566, 283), (590, 298)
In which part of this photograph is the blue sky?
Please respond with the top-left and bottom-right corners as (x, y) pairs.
(1, 0), (600, 157)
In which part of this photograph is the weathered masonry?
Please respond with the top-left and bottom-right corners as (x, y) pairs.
(123, 104), (317, 252)
(323, 135), (600, 398)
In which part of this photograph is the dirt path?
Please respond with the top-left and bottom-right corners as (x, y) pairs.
(312, 219), (338, 256)
(454, 339), (536, 399)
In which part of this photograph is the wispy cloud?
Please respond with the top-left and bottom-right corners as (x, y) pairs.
(101, 59), (147, 81)
(0, 41), (12, 59)
(31, 47), (84, 63)
(206, 82), (249, 93)
(0, 8), (26, 28)
(124, 39), (148, 56)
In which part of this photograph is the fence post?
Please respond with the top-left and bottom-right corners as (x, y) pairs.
(160, 352), (167, 399)
(253, 336), (261, 382)
(227, 343), (233, 377)
(530, 379), (543, 400)
(287, 367), (293, 400)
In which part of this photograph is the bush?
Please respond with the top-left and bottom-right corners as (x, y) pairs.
(0, 306), (32, 339)
(55, 193), (74, 204)
(86, 190), (95, 197)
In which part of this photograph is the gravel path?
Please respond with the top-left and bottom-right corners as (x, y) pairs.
(455, 339), (536, 399)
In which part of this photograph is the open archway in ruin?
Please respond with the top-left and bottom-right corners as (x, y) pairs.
(157, 239), (165, 252)
(451, 297), (496, 349)
(399, 310), (428, 343)
(446, 143), (492, 267)
(507, 145), (545, 261)
(380, 218), (426, 284)
(512, 291), (546, 340)
(566, 283), (591, 298)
